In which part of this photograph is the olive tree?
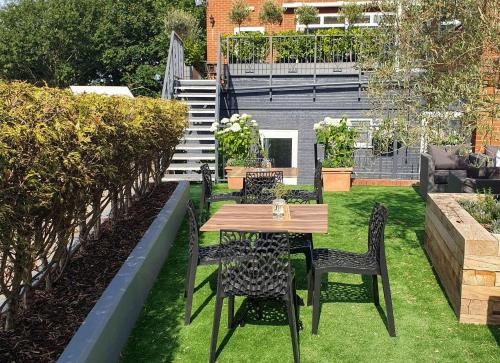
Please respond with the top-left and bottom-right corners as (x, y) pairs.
(361, 0), (499, 148)
(229, 0), (252, 33)
(259, 0), (283, 33)
(295, 4), (319, 33)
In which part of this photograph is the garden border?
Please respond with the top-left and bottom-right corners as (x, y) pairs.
(58, 181), (190, 363)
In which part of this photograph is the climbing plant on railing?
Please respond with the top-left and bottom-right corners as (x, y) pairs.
(0, 82), (187, 330)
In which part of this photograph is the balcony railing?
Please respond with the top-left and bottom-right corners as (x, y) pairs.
(220, 34), (366, 100)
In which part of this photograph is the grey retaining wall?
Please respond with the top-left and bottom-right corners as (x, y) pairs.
(58, 181), (190, 363)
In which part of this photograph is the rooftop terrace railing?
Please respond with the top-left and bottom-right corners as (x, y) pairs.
(221, 33), (366, 100)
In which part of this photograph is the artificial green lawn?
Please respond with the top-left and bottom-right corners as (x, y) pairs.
(121, 185), (499, 363)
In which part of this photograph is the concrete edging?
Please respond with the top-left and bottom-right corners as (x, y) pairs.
(58, 181), (190, 363)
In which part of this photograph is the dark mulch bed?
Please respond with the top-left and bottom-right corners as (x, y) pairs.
(0, 182), (178, 363)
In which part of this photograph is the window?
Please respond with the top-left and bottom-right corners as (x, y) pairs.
(234, 26), (265, 34)
(259, 130), (298, 168)
(296, 12), (388, 31)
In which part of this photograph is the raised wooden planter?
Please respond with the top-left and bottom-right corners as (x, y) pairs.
(322, 167), (353, 192)
(424, 193), (500, 325)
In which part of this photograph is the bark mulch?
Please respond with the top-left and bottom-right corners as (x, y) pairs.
(0, 182), (178, 363)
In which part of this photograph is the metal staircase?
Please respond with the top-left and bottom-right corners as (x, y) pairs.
(164, 79), (217, 181)
(162, 31), (219, 182)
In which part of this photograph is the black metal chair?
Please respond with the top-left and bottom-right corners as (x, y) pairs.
(242, 170), (284, 204)
(184, 199), (220, 325)
(308, 202), (395, 337)
(209, 230), (300, 363)
(200, 164), (241, 223)
(282, 194), (314, 290)
(286, 161), (323, 204)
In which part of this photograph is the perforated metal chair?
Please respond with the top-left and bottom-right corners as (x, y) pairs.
(199, 164), (241, 223)
(285, 161), (323, 204)
(209, 231), (300, 363)
(184, 200), (221, 325)
(242, 170), (284, 204)
(308, 202), (396, 337)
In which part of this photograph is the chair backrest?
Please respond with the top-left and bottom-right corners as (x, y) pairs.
(243, 171), (284, 204)
(200, 163), (213, 201)
(314, 161), (323, 204)
(367, 202), (389, 262)
(187, 200), (200, 257)
(284, 190), (311, 204)
(218, 230), (291, 298)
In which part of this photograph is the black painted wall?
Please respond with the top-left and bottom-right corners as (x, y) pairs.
(221, 72), (371, 184)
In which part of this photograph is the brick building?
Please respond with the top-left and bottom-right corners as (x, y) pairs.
(206, 1), (380, 64)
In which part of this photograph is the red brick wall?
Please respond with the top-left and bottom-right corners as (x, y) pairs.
(473, 47), (500, 151)
(206, 0), (355, 63)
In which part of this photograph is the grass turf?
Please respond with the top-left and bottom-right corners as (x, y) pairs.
(120, 185), (499, 363)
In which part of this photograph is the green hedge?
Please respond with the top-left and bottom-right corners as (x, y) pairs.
(222, 28), (375, 64)
(0, 82), (187, 329)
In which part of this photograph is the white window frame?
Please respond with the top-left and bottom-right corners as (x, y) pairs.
(234, 26), (265, 34)
(259, 129), (299, 168)
(296, 12), (386, 31)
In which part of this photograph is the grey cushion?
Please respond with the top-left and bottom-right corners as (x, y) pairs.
(434, 169), (467, 184)
(428, 145), (468, 170)
(484, 145), (499, 158)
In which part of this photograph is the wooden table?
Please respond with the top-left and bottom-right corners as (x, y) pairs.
(225, 167), (299, 189)
(200, 204), (328, 233)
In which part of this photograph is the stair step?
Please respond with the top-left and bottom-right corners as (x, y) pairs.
(163, 173), (203, 182)
(187, 126), (212, 131)
(188, 109), (215, 114)
(175, 86), (216, 91)
(189, 118), (215, 123)
(177, 144), (216, 150)
(178, 80), (216, 86)
(186, 101), (216, 106)
(183, 135), (215, 141)
(168, 163), (214, 171)
(178, 93), (216, 98)
(172, 153), (216, 160)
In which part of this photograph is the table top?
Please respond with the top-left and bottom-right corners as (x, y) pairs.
(200, 204), (328, 233)
(226, 167), (299, 178)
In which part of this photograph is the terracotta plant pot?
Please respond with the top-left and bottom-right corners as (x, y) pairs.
(225, 166), (244, 190)
(322, 167), (353, 192)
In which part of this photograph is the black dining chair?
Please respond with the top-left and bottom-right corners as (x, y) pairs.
(199, 164), (241, 223)
(209, 230), (300, 363)
(184, 199), (221, 325)
(242, 170), (284, 204)
(282, 193), (314, 291)
(308, 202), (395, 337)
(286, 161), (323, 204)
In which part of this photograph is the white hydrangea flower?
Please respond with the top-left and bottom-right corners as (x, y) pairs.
(220, 118), (229, 124)
(324, 117), (340, 126)
(230, 114), (240, 122)
(313, 122), (322, 131)
(230, 123), (241, 132)
(209, 123), (218, 132)
(345, 119), (352, 127)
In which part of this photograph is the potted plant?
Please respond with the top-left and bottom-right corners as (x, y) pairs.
(314, 117), (357, 192)
(214, 113), (262, 189)
(271, 183), (288, 220)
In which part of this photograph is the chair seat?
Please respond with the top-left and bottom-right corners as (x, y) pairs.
(285, 190), (316, 204)
(199, 245), (220, 265)
(312, 248), (378, 273)
(207, 191), (241, 203)
(289, 233), (313, 252)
